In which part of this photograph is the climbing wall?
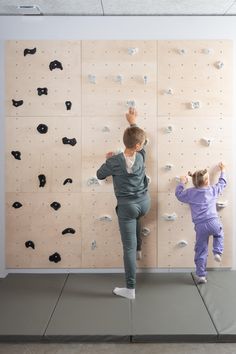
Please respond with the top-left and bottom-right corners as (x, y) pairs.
(157, 40), (233, 268)
(5, 40), (233, 269)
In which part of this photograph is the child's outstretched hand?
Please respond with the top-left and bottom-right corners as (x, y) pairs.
(180, 176), (188, 184)
(219, 162), (226, 172)
(106, 151), (115, 159)
(126, 107), (137, 125)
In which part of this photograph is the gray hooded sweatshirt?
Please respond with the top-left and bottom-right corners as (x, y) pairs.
(96, 149), (148, 205)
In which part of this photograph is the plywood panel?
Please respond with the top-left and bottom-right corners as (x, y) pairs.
(158, 40), (233, 116)
(6, 116), (82, 193)
(5, 41), (81, 117)
(157, 115), (233, 193)
(157, 191), (232, 268)
(137, 192), (157, 268)
(81, 114), (157, 192)
(6, 192), (82, 268)
(82, 40), (157, 117)
(81, 192), (157, 268)
(81, 192), (122, 268)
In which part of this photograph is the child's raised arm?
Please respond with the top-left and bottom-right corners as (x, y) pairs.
(219, 161), (226, 172)
(212, 162), (227, 196)
(126, 107), (137, 126)
(175, 175), (190, 203)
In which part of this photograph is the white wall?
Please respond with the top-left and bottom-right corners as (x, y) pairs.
(0, 16), (235, 276)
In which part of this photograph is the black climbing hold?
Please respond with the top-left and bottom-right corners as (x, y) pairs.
(62, 137), (77, 146)
(37, 124), (48, 134)
(12, 99), (23, 107)
(37, 87), (48, 96)
(25, 240), (35, 249)
(50, 202), (61, 211)
(11, 151), (21, 160)
(38, 174), (46, 187)
(49, 252), (61, 263)
(62, 228), (75, 235)
(49, 60), (63, 71)
(65, 101), (72, 110)
(24, 47), (37, 56)
(63, 178), (73, 185)
(12, 202), (22, 209)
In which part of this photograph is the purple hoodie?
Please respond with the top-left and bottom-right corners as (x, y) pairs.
(175, 172), (227, 224)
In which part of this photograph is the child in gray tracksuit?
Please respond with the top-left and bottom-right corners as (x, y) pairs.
(96, 108), (151, 300)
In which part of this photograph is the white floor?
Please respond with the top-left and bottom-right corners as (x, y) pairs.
(1, 343), (236, 354)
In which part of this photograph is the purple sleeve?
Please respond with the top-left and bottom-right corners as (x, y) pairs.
(175, 183), (190, 203)
(212, 172), (227, 196)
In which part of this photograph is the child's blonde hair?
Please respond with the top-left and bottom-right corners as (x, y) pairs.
(188, 169), (208, 188)
(123, 126), (146, 149)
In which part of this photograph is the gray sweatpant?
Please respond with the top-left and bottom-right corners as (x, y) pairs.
(116, 193), (151, 289)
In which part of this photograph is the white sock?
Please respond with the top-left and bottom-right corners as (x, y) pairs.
(136, 250), (142, 260)
(113, 287), (135, 300)
(214, 253), (222, 262)
(195, 275), (207, 284)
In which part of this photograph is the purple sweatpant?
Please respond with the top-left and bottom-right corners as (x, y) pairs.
(194, 218), (224, 277)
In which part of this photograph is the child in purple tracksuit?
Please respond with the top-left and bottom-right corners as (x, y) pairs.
(175, 162), (226, 284)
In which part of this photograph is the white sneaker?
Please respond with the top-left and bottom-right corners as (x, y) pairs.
(136, 250), (142, 260)
(214, 253), (222, 262)
(195, 275), (207, 284)
(113, 287), (135, 300)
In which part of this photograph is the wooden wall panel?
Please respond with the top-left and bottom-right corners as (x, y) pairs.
(157, 40), (233, 117)
(157, 40), (233, 268)
(81, 192), (122, 268)
(5, 41), (81, 117)
(6, 192), (82, 268)
(81, 40), (157, 117)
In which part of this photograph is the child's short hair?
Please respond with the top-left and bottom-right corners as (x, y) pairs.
(123, 126), (146, 149)
(188, 169), (208, 188)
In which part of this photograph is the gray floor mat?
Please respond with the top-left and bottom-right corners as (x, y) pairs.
(0, 274), (67, 339)
(2, 272), (235, 342)
(45, 274), (131, 341)
(132, 273), (217, 342)
(195, 270), (236, 341)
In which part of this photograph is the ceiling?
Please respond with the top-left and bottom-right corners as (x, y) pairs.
(1, 0), (236, 16)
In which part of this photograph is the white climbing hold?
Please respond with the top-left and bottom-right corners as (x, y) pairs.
(216, 201), (228, 209)
(88, 74), (96, 84)
(202, 48), (214, 55)
(215, 61), (224, 69)
(164, 88), (174, 95)
(102, 126), (110, 132)
(98, 215), (112, 222)
(178, 48), (187, 55)
(178, 240), (188, 247)
(190, 101), (201, 110)
(116, 74), (123, 84)
(126, 100), (136, 108)
(164, 125), (174, 134)
(128, 47), (139, 55)
(201, 137), (214, 146)
(163, 213), (178, 221)
(141, 227), (151, 237)
(143, 75), (148, 84)
(165, 163), (174, 171)
(87, 177), (101, 186)
(91, 240), (97, 250)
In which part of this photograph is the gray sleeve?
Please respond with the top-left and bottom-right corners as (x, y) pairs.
(96, 159), (113, 180)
